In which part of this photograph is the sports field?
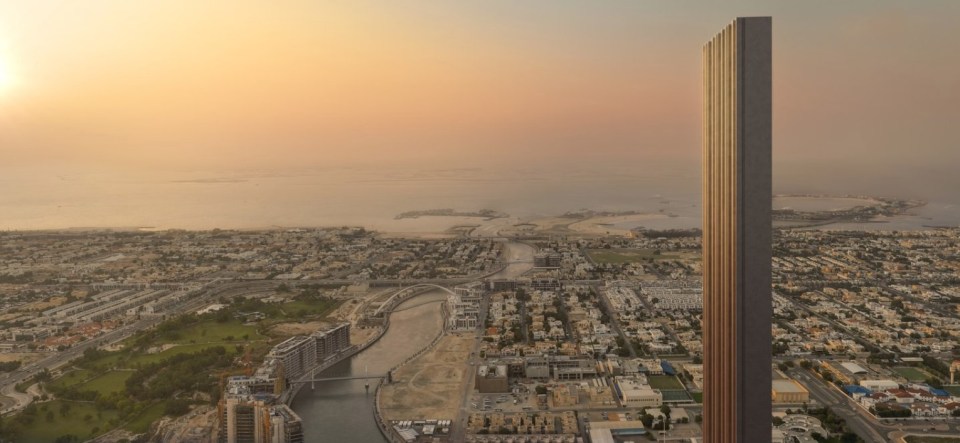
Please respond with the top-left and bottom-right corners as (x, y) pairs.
(660, 390), (692, 402)
(648, 375), (685, 390)
(892, 366), (929, 382)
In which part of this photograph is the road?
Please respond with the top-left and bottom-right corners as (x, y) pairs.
(596, 287), (637, 358)
(788, 367), (890, 442)
(453, 299), (488, 443)
(452, 240), (533, 442)
(0, 280), (240, 415)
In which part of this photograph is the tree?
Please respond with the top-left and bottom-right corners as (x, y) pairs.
(165, 399), (191, 416)
(640, 413), (654, 428)
(840, 432), (861, 443)
(660, 404), (672, 430)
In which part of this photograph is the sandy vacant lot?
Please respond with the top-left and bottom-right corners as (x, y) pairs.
(567, 213), (671, 236)
(350, 327), (378, 346)
(0, 352), (44, 364)
(379, 334), (473, 421)
(268, 321), (328, 336)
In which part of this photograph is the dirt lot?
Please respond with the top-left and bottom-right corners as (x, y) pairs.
(268, 321), (329, 336)
(350, 326), (378, 345)
(0, 352), (44, 364)
(379, 334), (473, 421)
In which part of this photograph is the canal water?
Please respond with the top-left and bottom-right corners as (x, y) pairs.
(291, 290), (447, 443)
(291, 241), (534, 442)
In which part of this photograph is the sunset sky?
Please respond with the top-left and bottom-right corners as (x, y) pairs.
(2, 1), (960, 199)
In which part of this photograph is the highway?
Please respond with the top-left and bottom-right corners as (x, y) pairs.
(0, 280), (242, 415)
(790, 366), (960, 441)
(787, 367), (890, 442)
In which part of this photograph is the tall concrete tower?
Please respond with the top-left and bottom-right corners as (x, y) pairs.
(701, 17), (772, 443)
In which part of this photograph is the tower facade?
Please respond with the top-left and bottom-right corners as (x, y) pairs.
(701, 17), (772, 443)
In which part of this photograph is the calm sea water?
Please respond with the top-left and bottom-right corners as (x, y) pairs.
(0, 166), (700, 231)
(2, 166), (957, 231)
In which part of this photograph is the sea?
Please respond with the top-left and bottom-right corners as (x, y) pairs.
(2, 165), (958, 232)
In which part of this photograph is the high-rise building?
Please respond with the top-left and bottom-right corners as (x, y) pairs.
(219, 377), (304, 443)
(313, 322), (351, 361)
(701, 17), (772, 443)
(267, 404), (305, 443)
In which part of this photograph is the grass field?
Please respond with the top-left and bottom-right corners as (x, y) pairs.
(587, 248), (679, 264)
(49, 369), (94, 390)
(282, 299), (340, 317)
(18, 400), (119, 443)
(648, 375), (685, 390)
(944, 386), (960, 396)
(128, 342), (240, 366)
(893, 366), (930, 382)
(124, 401), (168, 434)
(169, 320), (263, 344)
(28, 297), (339, 440)
(79, 371), (133, 396)
(691, 392), (703, 403)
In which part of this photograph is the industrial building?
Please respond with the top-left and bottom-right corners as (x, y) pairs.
(771, 379), (810, 404)
(587, 420), (648, 443)
(475, 365), (509, 393)
(41, 288), (177, 322)
(613, 377), (663, 408)
(860, 379), (900, 391)
(533, 251), (562, 268)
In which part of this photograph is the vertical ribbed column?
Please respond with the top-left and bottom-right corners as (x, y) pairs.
(702, 17), (771, 443)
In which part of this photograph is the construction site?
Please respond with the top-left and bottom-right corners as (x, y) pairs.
(378, 334), (474, 422)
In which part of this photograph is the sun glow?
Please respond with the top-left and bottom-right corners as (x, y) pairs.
(0, 56), (13, 93)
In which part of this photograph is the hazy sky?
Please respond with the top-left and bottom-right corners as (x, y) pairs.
(2, 1), (959, 199)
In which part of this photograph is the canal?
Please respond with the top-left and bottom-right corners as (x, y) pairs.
(291, 290), (447, 443)
(291, 240), (534, 442)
